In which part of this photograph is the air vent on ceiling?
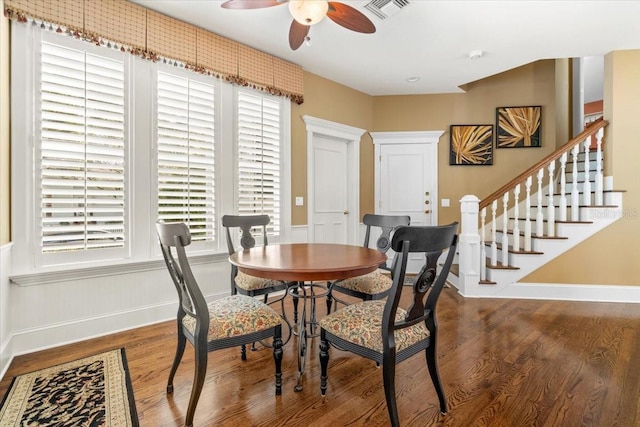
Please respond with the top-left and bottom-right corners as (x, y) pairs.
(364, 0), (410, 20)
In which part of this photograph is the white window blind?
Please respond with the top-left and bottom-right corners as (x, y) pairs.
(237, 92), (281, 236)
(157, 72), (216, 242)
(39, 42), (126, 253)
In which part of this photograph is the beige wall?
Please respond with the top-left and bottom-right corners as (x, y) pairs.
(371, 60), (558, 226)
(1, 0), (10, 245)
(524, 50), (640, 285)
(290, 71), (374, 225)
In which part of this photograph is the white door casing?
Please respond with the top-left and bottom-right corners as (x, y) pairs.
(304, 115), (364, 244)
(372, 131), (443, 272)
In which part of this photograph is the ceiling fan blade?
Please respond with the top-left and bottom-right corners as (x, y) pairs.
(327, 2), (376, 34)
(221, 0), (285, 10)
(289, 19), (310, 50)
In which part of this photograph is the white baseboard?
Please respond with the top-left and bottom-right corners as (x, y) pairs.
(1, 289), (229, 381)
(455, 281), (640, 303)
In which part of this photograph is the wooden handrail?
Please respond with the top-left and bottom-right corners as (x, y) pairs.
(479, 119), (608, 210)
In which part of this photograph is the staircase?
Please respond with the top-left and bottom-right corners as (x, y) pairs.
(452, 119), (626, 297)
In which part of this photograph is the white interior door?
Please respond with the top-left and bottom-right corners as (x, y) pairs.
(372, 131), (442, 273)
(312, 136), (348, 243)
(304, 116), (364, 245)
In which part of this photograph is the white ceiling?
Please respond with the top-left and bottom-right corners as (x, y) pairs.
(131, 0), (640, 96)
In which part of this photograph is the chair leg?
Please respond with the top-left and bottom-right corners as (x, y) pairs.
(325, 290), (333, 315)
(426, 340), (447, 414)
(319, 333), (329, 396)
(241, 344), (247, 361)
(382, 353), (400, 427)
(273, 326), (283, 395)
(185, 337), (208, 427)
(291, 283), (299, 323)
(167, 323), (187, 394)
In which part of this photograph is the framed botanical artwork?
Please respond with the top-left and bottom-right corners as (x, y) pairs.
(496, 105), (542, 148)
(449, 124), (493, 166)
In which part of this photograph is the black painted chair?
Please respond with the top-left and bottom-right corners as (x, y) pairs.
(319, 223), (458, 427)
(156, 221), (283, 427)
(326, 214), (410, 313)
(222, 214), (296, 339)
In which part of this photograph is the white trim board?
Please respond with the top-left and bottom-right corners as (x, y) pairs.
(453, 282), (640, 303)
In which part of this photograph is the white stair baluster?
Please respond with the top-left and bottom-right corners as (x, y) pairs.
(595, 127), (604, 205)
(491, 200), (498, 266)
(480, 207), (487, 281)
(571, 144), (580, 221)
(524, 176), (532, 251)
(547, 162), (556, 237)
(582, 138), (592, 206)
(559, 153), (567, 221)
(502, 192), (509, 267)
(512, 184), (521, 252)
(536, 168), (544, 237)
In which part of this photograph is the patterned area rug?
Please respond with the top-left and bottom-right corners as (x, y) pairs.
(0, 348), (138, 426)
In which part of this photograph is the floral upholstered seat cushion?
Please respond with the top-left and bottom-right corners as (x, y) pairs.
(318, 300), (430, 353)
(235, 271), (283, 292)
(182, 295), (282, 340)
(332, 269), (392, 295)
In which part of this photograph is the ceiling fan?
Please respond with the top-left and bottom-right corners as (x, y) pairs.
(221, 0), (376, 50)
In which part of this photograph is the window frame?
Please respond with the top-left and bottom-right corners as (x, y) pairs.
(10, 22), (291, 279)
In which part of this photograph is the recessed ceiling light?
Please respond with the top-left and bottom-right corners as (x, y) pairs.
(406, 76), (421, 83)
(469, 50), (484, 60)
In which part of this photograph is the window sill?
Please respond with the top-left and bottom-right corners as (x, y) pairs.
(10, 252), (229, 286)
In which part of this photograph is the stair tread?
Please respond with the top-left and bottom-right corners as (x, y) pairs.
(486, 258), (519, 270)
(500, 230), (569, 239)
(484, 242), (543, 255)
(509, 217), (593, 224)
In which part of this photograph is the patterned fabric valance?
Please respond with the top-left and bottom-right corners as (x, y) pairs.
(4, 0), (304, 104)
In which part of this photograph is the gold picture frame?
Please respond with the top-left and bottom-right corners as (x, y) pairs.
(449, 124), (493, 166)
(496, 105), (542, 148)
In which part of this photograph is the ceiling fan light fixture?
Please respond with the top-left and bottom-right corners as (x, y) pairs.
(288, 0), (329, 26)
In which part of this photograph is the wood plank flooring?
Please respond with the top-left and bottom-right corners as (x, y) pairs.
(1, 288), (638, 426)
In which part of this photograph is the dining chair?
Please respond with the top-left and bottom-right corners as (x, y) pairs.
(156, 221), (283, 427)
(319, 222), (458, 427)
(222, 214), (296, 338)
(326, 213), (410, 314)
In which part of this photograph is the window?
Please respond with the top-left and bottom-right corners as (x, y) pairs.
(11, 23), (290, 277)
(157, 71), (216, 242)
(237, 91), (281, 236)
(39, 42), (126, 254)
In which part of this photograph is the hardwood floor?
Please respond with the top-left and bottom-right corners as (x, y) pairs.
(1, 288), (639, 426)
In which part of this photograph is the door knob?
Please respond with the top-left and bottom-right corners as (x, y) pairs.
(425, 200), (430, 205)
(343, 210), (349, 215)
(425, 209), (431, 214)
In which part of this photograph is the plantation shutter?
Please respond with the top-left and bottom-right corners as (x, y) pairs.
(237, 92), (281, 235)
(157, 72), (216, 242)
(40, 42), (125, 253)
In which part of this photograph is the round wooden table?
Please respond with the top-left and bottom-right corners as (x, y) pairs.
(229, 243), (387, 391)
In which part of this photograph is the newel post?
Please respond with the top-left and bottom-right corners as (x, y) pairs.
(458, 195), (481, 297)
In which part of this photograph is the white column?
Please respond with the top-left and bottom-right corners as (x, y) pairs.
(458, 195), (481, 296)
(547, 162), (556, 237)
(582, 138), (592, 206)
(524, 176), (532, 251)
(536, 168), (544, 237)
(491, 200), (498, 266)
(512, 184), (521, 252)
(558, 153), (568, 221)
(571, 144), (580, 221)
(480, 207), (487, 281)
(595, 127), (604, 206)
(501, 192), (509, 266)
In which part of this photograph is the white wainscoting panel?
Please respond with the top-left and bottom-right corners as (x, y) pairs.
(1, 243), (13, 379)
(8, 258), (231, 358)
